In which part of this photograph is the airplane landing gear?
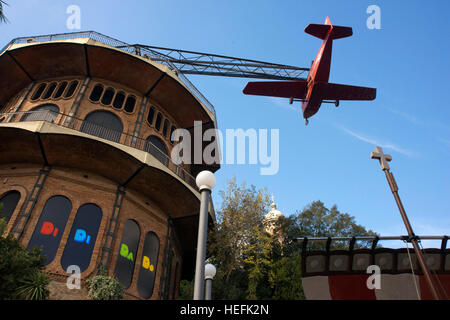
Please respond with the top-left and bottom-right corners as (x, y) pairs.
(335, 100), (339, 107)
(305, 118), (309, 126)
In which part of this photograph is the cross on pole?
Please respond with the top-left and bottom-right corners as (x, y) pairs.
(370, 146), (392, 171)
(370, 146), (441, 300)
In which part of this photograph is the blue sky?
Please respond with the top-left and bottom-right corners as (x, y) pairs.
(1, 1), (449, 248)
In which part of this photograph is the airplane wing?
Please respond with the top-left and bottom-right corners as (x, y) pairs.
(243, 81), (308, 99)
(321, 82), (377, 101)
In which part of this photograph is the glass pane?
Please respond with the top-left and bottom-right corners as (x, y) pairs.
(147, 107), (155, 125)
(124, 96), (136, 113)
(113, 92), (125, 109)
(27, 196), (72, 265)
(53, 82), (68, 99)
(170, 126), (176, 143)
(0, 191), (21, 223)
(42, 83), (57, 99)
(31, 83), (47, 101)
(137, 232), (160, 299)
(60, 203), (103, 273)
(89, 85), (103, 102)
(162, 119), (169, 138)
(155, 113), (162, 131)
(101, 87), (115, 105)
(114, 220), (140, 289)
(64, 81), (78, 98)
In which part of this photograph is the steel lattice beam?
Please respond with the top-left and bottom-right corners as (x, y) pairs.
(134, 44), (309, 80)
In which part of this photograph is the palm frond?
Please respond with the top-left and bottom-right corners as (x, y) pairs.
(0, 1), (9, 24)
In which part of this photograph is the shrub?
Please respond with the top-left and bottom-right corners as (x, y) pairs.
(86, 272), (124, 300)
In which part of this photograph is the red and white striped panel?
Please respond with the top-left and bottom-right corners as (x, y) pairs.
(302, 274), (450, 300)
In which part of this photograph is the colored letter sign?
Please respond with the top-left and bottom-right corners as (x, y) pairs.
(114, 220), (140, 289)
(27, 196), (72, 265)
(137, 232), (160, 299)
(61, 203), (102, 272)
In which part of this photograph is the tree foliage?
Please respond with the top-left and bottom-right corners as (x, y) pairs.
(0, 217), (50, 300)
(179, 179), (378, 300)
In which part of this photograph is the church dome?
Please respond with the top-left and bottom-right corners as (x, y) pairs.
(265, 196), (284, 221)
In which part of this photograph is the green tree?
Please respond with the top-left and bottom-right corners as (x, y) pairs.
(179, 180), (378, 301)
(0, 1), (8, 24)
(291, 201), (378, 249)
(0, 217), (50, 300)
(207, 177), (271, 300)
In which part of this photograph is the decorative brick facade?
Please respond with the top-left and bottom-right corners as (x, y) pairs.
(0, 33), (219, 300)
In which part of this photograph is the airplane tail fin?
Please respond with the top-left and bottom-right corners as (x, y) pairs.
(305, 17), (353, 40)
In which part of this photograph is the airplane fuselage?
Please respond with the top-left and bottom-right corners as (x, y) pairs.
(302, 30), (333, 119)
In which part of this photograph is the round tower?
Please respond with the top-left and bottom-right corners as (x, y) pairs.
(0, 32), (219, 300)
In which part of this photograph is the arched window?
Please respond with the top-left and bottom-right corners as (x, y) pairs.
(145, 135), (169, 166)
(147, 106), (155, 125)
(124, 95), (136, 113)
(170, 126), (176, 143)
(31, 83), (47, 101)
(27, 196), (72, 265)
(114, 219), (141, 289)
(0, 190), (21, 223)
(89, 84), (104, 102)
(53, 81), (68, 99)
(21, 104), (59, 123)
(81, 110), (123, 143)
(113, 92), (126, 109)
(162, 119), (169, 138)
(42, 82), (57, 100)
(64, 80), (79, 98)
(155, 113), (162, 132)
(137, 232), (160, 299)
(101, 87), (115, 105)
(61, 203), (103, 272)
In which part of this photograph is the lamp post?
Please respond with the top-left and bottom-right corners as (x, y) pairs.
(204, 263), (216, 300)
(193, 171), (216, 300)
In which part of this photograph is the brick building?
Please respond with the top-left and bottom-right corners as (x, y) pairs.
(0, 32), (219, 300)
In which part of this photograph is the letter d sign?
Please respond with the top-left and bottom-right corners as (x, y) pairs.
(74, 229), (86, 242)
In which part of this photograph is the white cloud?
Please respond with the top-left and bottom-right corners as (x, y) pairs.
(268, 97), (298, 113)
(337, 126), (414, 157)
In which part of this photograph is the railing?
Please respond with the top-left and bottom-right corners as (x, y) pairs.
(0, 111), (198, 190)
(0, 31), (217, 125)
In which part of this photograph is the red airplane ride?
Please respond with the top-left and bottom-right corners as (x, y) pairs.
(243, 17), (376, 125)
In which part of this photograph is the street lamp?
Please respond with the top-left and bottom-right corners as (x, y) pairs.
(193, 171), (216, 300)
(204, 263), (216, 300)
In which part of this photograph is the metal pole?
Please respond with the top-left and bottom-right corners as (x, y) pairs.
(384, 171), (441, 300)
(193, 190), (210, 300)
(205, 278), (212, 300)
